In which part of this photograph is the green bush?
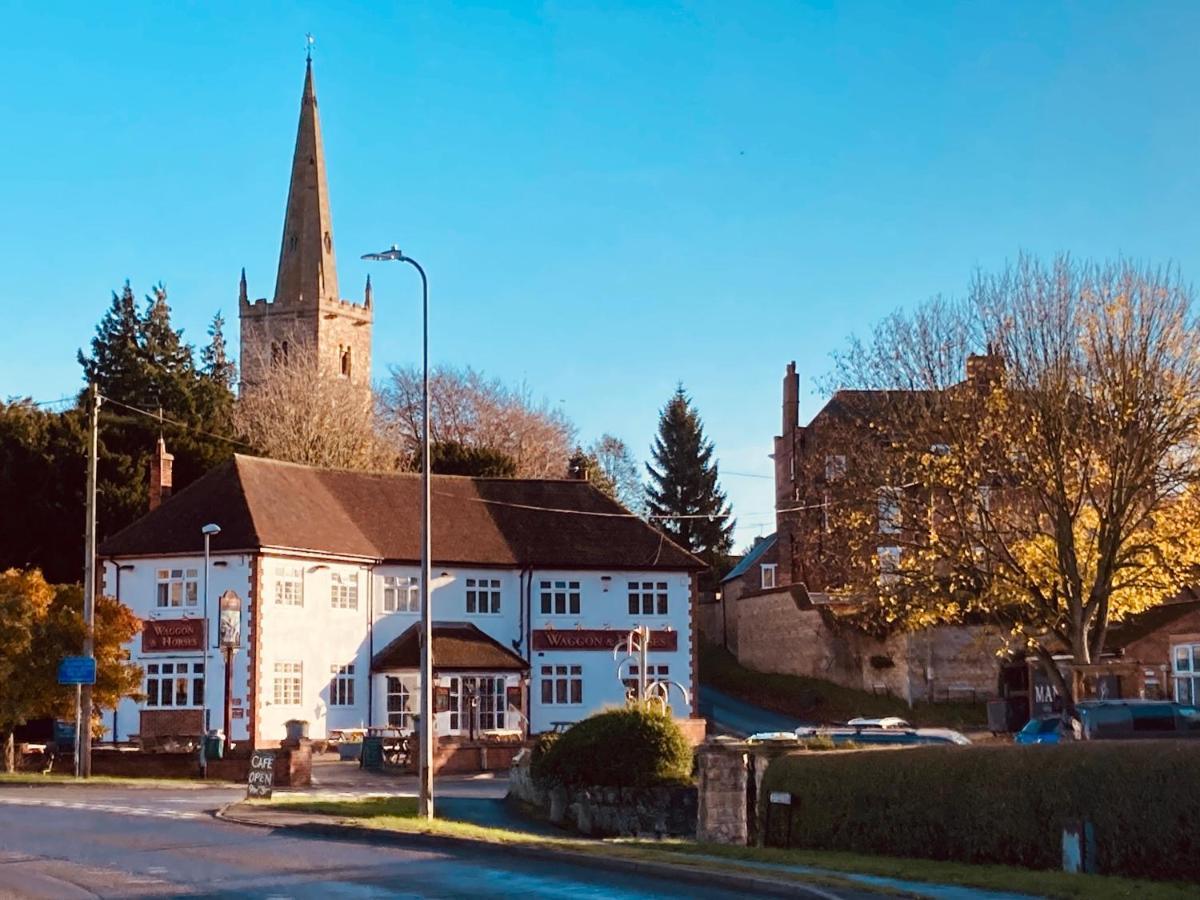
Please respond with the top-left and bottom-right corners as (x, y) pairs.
(534, 706), (693, 789)
(762, 742), (1200, 881)
(528, 731), (560, 782)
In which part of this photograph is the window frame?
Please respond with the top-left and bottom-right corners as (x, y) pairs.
(760, 564), (777, 590)
(155, 568), (199, 608)
(539, 579), (581, 616)
(144, 661), (204, 708)
(627, 580), (669, 616)
(273, 564), (304, 607)
(540, 664), (583, 706)
(273, 661), (303, 705)
(465, 577), (502, 615)
(329, 663), (355, 707)
(330, 571), (359, 610)
(382, 575), (420, 614)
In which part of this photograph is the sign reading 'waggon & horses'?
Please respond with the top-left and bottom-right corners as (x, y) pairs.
(142, 618), (206, 653)
(531, 629), (678, 652)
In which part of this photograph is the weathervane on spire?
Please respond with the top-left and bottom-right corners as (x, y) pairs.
(305, 32), (315, 62)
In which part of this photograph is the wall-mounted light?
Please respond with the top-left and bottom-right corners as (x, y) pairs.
(214, 561), (229, 568)
(600, 575), (612, 592)
(308, 564), (331, 573)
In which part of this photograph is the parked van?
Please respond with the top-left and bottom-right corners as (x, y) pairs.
(1016, 700), (1200, 744)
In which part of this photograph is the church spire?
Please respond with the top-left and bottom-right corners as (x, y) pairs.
(272, 57), (339, 308)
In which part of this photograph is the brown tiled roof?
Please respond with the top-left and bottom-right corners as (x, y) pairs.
(1107, 594), (1200, 650)
(98, 455), (701, 570)
(372, 621), (528, 672)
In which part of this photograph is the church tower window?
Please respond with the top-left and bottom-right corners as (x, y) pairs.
(340, 346), (352, 378)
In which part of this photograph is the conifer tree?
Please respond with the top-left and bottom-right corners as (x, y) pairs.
(645, 386), (734, 575)
(77, 282), (148, 404)
(200, 311), (237, 390)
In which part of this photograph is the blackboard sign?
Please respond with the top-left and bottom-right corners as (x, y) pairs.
(247, 750), (275, 799)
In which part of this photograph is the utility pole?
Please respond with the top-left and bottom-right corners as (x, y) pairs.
(79, 384), (101, 778)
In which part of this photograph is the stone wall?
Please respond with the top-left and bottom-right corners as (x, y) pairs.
(508, 752), (696, 838)
(696, 743), (748, 844)
(734, 588), (1004, 704)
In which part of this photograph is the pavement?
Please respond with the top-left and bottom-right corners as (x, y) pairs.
(699, 685), (809, 737)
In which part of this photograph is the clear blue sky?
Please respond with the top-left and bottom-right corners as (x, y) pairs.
(4, 1), (1200, 548)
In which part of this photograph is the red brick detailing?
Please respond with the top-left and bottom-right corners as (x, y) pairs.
(139, 709), (203, 740)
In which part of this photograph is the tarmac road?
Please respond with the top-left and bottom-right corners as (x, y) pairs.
(0, 785), (870, 899)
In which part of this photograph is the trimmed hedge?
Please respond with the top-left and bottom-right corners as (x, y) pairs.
(762, 742), (1200, 881)
(534, 706), (692, 789)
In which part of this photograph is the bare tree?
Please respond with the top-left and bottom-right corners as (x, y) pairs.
(589, 434), (645, 514)
(819, 255), (1200, 698)
(235, 339), (398, 471)
(379, 364), (576, 478)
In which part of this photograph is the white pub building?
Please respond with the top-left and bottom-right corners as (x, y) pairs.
(98, 453), (702, 747)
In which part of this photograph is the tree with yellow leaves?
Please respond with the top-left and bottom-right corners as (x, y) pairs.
(819, 255), (1200, 699)
(0, 569), (142, 771)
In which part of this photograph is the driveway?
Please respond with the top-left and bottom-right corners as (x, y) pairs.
(699, 685), (809, 737)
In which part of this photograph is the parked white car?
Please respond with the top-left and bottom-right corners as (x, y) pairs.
(845, 716), (911, 729)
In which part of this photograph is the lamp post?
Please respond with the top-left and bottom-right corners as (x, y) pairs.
(200, 523), (221, 772)
(362, 245), (434, 819)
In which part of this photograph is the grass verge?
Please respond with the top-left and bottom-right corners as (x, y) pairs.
(0, 772), (209, 788)
(699, 640), (986, 729)
(266, 797), (1194, 899)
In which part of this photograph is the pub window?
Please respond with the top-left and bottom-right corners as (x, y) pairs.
(466, 577), (501, 614)
(329, 664), (355, 706)
(144, 661), (204, 708)
(540, 664), (582, 705)
(382, 575), (419, 613)
(330, 572), (359, 610)
(274, 565), (303, 606)
(273, 661), (303, 705)
(627, 581), (668, 616)
(539, 580), (580, 616)
(624, 664), (669, 694)
(386, 676), (413, 729)
(156, 568), (198, 608)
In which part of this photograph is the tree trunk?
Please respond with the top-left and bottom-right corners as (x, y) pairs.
(2, 730), (14, 773)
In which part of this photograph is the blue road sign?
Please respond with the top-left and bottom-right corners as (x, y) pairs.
(57, 656), (96, 685)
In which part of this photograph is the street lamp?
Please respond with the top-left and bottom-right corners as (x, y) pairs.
(362, 244), (434, 819)
(200, 523), (221, 772)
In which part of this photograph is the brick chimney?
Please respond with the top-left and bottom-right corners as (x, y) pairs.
(149, 437), (174, 511)
(966, 344), (1004, 387)
(782, 361), (799, 434)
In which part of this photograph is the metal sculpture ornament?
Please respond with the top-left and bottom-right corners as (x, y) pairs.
(612, 625), (689, 715)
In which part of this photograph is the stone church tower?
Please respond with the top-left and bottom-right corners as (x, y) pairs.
(239, 59), (372, 389)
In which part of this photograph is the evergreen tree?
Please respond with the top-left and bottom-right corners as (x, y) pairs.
(77, 282), (148, 405)
(645, 386), (734, 576)
(200, 311), (237, 390)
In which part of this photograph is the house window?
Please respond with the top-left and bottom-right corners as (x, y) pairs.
(1173, 644), (1200, 704)
(760, 564), (777, 589)
(541, 665), (582, 705)
(825, 454), (847, 481)
(274, 565), (303, 606)
(466, 578), (501, 614)
(624, 664), (669, 694)
(386, 677), (412, 729)
(628, 581), (669, 616)
(539, 580), (581, 616)
(878, 546), (902, 585)
(144, 662), (204, 708)
(273, 661), (303, 705)
(330, 572), (359, 610)
(382, 576), (419, 613)
(329, 664), (355, 706)
(155, 568), (198, 608)
(878, 488), (902, 534)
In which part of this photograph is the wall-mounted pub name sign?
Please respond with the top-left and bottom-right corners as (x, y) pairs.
(142, 618), (205, 653)
(531, 629), (678, 652)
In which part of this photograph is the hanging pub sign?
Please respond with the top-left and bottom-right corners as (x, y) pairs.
(142, 618), (205, 653)
(531, 628), (678, 652)
(218, 590), (242, 649)
(434, 686), (451, 713)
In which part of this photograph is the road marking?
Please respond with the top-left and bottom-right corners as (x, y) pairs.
(0, 796), (203, 820)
